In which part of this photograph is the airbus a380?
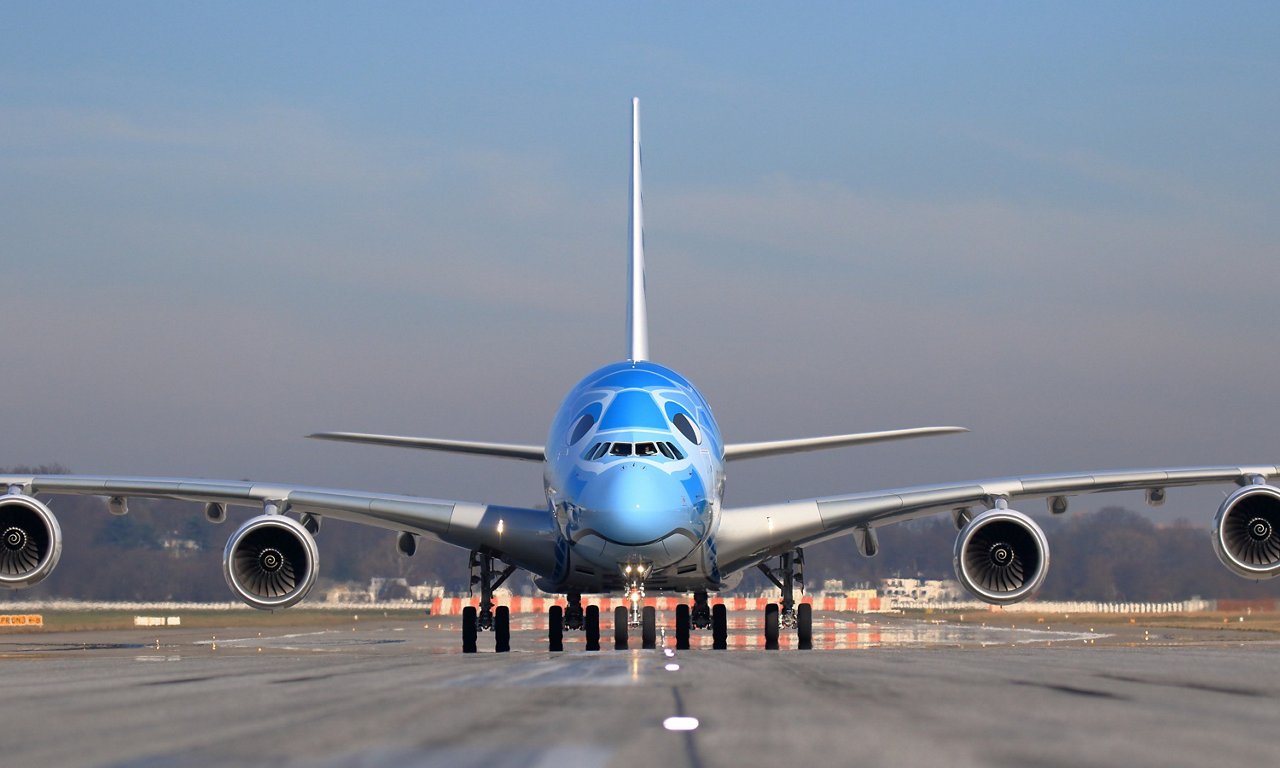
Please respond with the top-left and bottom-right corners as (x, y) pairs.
(4, 99), (1280, 653)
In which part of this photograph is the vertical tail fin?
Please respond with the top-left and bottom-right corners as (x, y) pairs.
(627, 97), (649, 362)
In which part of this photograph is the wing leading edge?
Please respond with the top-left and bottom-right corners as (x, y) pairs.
(714, 464), (1280, 574)
(0, 472), (557, 577)
(308, 432), (546, 462)
(723, 426), (968, 460)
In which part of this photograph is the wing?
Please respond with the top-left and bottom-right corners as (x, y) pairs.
(714, 464), (1280, 574)
(723, 426), (968, 460)
(308, 432), (545, 462)
(0, 472), (557, 577)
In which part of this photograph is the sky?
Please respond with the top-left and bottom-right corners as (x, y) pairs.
(3, 3), (1279, 534)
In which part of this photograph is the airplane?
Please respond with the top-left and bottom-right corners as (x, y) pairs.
(3, 98), (1280, 653)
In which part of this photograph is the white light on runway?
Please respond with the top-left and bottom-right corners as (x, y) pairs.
(663, 648), (675, 657)
(665, 663), (680, 671)
(663, 717), (699, 731)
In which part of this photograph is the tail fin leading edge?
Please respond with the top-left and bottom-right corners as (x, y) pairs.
(627, 97), (649, 362)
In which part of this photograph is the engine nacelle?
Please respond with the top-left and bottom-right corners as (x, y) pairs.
(1213, 484), (1280, 579)
(223, 514), (318, 610)
(953, 508), (1050, 605)
(0, 495), (63, 588)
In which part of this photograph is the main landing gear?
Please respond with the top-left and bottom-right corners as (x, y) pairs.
(462, 548), (516, 654)
(540, 551), (815, 652)
(755, 548), (813, 650)
(547, 591), (603, 651)
(673, 590), (724, 650)
(547, 591), (657, 652)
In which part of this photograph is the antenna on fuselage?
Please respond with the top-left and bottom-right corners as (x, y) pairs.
(627, 97), (649, 362)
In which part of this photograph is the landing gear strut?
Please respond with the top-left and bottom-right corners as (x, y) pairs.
(463, 548), (516, 653)
(756, 549), (804, 627)
(690, 590), (712, 629)
(563, 590), (584, 630)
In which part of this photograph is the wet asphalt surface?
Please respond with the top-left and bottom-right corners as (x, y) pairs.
(2, 613), (1278, 767)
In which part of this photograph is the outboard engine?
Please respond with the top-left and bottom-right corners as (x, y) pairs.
(953, 508), (1050, 605)
(0, 495), (62, 588)
(1213, 484), (1280, 579)
(223, 514), (318, 609)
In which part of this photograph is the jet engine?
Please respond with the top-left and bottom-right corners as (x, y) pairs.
(0, 495), (63, 588)
(1213, 484), (1280, 579)
(223, 514), (318, 609)
(953, 508), (1049, 605)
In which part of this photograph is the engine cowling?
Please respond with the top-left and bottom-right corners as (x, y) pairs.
(1213, 484), (1280, 579)
(0, 495), (63, 588)
(953, 508), (1050, 605)
(223, 514), (318, 609)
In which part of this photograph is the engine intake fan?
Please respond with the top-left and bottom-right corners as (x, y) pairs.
(1214, 484), (1280, 579)
(953, 508), (1049, 605)
(223, 514), (318, 609)
(0, 495), (62, 588)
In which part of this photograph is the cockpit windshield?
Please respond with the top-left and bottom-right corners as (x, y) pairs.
(583, 441), (684, 461)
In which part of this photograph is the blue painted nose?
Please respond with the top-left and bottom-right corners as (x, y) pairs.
(577, 464), (694, 545)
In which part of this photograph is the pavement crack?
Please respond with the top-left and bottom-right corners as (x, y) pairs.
(1012, 680), (1126, 700)
(1095, 673), (1268, 698)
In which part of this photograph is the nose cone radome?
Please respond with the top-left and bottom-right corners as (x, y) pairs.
(577, 464), (693, 545)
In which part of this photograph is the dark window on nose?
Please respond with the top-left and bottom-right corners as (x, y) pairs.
(636, 442), (658, 457)
(569, 413), (596, 445)
(657, 442), (675, 459)
(672, 412), (700, 444)
(609, 443), (633, 457)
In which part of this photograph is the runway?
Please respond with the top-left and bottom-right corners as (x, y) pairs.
(2, 612), (1278, 767)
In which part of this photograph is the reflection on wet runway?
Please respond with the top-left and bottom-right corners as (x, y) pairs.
(421, 613), (1109, 652)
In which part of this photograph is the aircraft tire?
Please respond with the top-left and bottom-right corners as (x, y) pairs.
(642, 605), (656, 649)
(614, 606), (629, 650)
(548, 605), (564, 652)
(712, 603), (728, 650)
(495, 605), (510, 653)
(675, 603), (691, 650)
(764, 603), (780, 650)
(585, 605), (601, 651)
(462, 606), (478, 654)
(797, 602), (813, 650)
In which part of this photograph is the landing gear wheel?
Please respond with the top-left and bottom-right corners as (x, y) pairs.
(614, 606), (629, 650)
(462, 606), (478, 654)
(797, 602), (813, 650)
(675, 604), (691, 650)
(642, 605), (657, 649)
(495, 605), (510, 653)
(712, 603), (728, 650)
(764, 602), (780, 650)
(585, 605), (601, 651)
(548, 605), (564, 652)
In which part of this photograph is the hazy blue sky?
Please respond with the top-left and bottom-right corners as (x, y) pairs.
(3, 3), (1279, 527)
